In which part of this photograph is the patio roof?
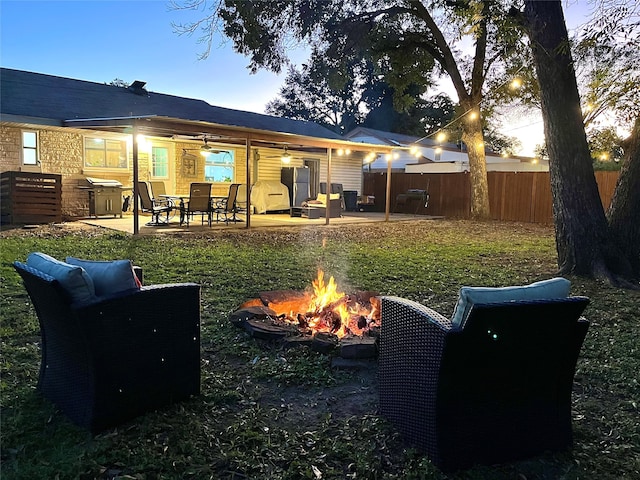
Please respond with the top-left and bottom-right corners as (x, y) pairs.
(63, 115), (397, 234)
(64, 114), (393, 153)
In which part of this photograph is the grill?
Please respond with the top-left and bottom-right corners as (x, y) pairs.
(80, 177), (124, 218)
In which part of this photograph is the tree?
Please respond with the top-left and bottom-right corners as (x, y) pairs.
(587, 127), (625, 163)
(265, 47), (441, 136)
(522, 0), (638, 286)
(265, 52), (368, 135)
(608, 117), (640, 276)
(171, 0), (526, 220)
(573, 1), (640, 130)
(108, 78), (129, 88)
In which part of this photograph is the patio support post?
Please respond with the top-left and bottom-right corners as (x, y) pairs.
(132, 122), (140, 235)
(385, 153), (392, 222)
(245, 137), (251, 228)
(326, 147), (332, 225)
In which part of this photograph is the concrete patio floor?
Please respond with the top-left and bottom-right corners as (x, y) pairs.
(80, 210), (443, 234)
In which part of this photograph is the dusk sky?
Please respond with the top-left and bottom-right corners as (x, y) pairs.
(1, 0), (596, 155)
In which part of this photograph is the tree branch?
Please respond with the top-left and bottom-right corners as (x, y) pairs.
(408, 0), (470, 102)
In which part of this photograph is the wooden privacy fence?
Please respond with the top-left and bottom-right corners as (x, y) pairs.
(1, 171), (62, 225)
(363, 171), (620, 224)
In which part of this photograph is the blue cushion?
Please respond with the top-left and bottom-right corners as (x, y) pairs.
(66, 257), (140, 297)
(450, 277), (572, 329)
(26, 252), (96, 304)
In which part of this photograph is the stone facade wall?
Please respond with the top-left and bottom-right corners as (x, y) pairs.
(0, 125), (22, 170)
(1, 124), (137, 219)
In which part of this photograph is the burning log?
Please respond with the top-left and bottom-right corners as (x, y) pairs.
(233, 270), (380, 341)
(312, 295), (348, 317)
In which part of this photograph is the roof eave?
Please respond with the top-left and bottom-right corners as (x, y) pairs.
(64, 115), (395, 153)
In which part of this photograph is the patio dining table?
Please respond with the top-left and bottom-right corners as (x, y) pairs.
(159, 194), (226, 225)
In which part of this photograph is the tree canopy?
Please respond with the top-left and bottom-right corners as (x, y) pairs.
(172, 0), (532, 219)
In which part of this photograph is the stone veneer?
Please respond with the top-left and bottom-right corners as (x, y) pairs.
(0, 124), (251, 219)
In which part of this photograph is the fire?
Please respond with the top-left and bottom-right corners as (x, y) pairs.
(266, 269), (380, 339)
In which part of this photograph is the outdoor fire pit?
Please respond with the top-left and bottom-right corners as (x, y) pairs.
(230, 270), (380, 359)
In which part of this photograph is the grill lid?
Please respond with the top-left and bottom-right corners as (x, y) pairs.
(84, 177), (123, 187)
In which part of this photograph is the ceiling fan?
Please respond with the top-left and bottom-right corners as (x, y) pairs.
(261, 145), (300, 163)
(182, 136), (229, 156)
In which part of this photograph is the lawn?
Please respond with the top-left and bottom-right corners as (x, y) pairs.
(1, 219), (638, 480)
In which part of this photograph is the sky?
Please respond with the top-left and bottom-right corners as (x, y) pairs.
(1, 0), (596, 156)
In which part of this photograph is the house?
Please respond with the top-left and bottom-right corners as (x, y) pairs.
(345, 126), (547, 173)
(0, 68), (390, 222)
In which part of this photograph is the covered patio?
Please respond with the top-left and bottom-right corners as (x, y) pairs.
(66, 115), (399, 234)
(80, 209), (441, 234)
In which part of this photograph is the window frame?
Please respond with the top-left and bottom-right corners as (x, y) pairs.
(83, 135), (129, 170)
(204, 150), (235, 183)
(21, 130), (39, 166)
(151, 145), (170, 179)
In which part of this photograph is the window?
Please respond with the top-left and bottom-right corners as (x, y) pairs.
(84, 137), (127, 168)
(204, 150), (235, 183)
(22, 131), (38, 165)
(152, 146), (169, 178)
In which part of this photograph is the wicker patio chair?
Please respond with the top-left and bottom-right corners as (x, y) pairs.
(13, 261), (201, 433)
(378, 294), (590, 472)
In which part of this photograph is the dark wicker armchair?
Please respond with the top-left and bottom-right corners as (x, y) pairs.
(14, 261), (201, 433)
(378, 295), (590, 472)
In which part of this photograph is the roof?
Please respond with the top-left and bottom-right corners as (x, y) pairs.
(345, 126), (443, 147)
(0, 68), (343, 141)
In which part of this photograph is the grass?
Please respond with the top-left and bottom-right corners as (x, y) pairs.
(1, 219), (638, 479)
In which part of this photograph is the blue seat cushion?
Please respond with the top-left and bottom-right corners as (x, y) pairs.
(66, 257), (141, 297)
(26, 252), (96, 304)
(450, 277), (572, 329)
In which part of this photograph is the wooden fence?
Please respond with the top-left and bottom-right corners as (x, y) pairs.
(362, 171), (620, 224)
(1, 171), (62, 225)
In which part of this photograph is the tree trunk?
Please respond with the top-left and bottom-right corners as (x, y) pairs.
(523, 0), (632, 282)
(460, 114), (491, 220)
(608, 117), (640, 277)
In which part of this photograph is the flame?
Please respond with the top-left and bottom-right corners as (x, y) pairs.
(268, 269), (379, 339)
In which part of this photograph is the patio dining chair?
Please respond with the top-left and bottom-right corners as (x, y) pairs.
(181, 182), (212, 226)
(150, 181), (167, 199)
(378, 278), (590, 472)
(213, 183), (244, 224)
(137, 181), (173, 225)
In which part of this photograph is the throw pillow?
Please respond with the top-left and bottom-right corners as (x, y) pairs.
(66, 257), (141, 297)
(450, 277), (572, 329)
(26, 252), (96, 304)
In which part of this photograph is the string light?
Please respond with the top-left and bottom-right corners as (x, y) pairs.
(406, 65), (526, 152)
